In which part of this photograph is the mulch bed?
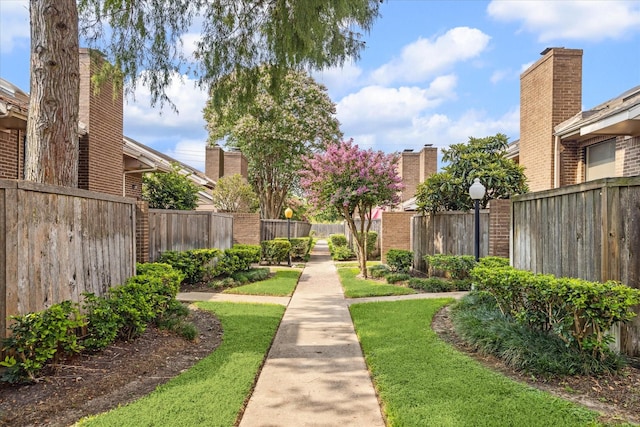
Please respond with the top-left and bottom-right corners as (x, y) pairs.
(0, 306), (223, 427)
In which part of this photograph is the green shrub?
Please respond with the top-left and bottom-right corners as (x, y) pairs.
(261, 239), (291, 264)
(275, 237), (309, 261)
(386, 273), (411, 284)
(329, 234), (348, 248)
(425, 254), (476, 280)
(230, 244), (262, 262)
(331, 245), (355, 261)
(158, 249), (222, 284)
(478, 256), (510, 269)
(368, 264), (389, 279)
(451, 293), (625, 375)
(471, 265), (640, 360)
(1, 301), (85, 382)
(386, 249), (413, 273)
(408, 277), (453, 292)
(243, 267), (270, 282)
(452, 279), (473, 291)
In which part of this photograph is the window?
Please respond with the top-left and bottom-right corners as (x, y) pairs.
(586, 139), (616, 181)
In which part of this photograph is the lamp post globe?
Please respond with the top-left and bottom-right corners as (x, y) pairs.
(469, 178), (486, 262)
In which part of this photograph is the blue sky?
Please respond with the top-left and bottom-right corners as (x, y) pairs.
(1, 0), (639, 171)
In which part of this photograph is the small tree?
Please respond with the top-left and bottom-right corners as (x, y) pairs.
(142, 165), (200, 210)
(415, 133), (528, 213)
(301, 140), (402, 278)
(211, 174), (259, 213)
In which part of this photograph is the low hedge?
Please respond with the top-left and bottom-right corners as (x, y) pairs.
(471, 265), (640, 360)
(1, 263), (185, 383)
(424, 254), (476, 280)
(261, 239), (291, 264)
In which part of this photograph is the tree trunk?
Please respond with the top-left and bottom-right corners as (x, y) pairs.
(343, 207), (368, 278)
(25, 0), (79, 187)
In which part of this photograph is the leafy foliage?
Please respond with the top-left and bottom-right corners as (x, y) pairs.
(386, 249), (413, 273)
(415, 134), (528, 213)
(385, 273), (411, 284)
(471, 265), (640, 360)
(142, 164), (201, 210)
(260, 240), (291, 264)
(301, 140), (402, 277)
(451, 293), (625, 375)
(425, 254), (477, 280)
(205, 68), (342, 219)
(210, 174), (259, 213)
(79, 0), (380, 109)
(1, 301), (85, 382)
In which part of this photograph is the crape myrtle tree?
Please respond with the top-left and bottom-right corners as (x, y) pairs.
(415, 133), (528, 213)
(205, 68), (342, 219)
(300, 140), (403, 278)
(25, 0), (380, 186)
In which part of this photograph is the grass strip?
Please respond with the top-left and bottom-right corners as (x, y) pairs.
(334, 261), (381, 269)
(350, 299), (602, 427)
(224, 269), (301, 296)
(338, 267), (415, 298)
(79, 302), (285, 427)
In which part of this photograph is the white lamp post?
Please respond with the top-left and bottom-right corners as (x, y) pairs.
(469, 178), (486, 262)
(284, 207), (293, 266)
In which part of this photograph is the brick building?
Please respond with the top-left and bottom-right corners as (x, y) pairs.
(397, 144), (438, 203)
(515, 47), (640, 190)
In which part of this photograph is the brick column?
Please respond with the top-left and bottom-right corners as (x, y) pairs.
(135, 201), (149, 264)
(230, 212), (261, 245)
(488, 199), (511, 258)
(381, 211), (415, 263)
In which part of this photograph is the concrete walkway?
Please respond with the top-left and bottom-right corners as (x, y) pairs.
(177, 241), (466, 426)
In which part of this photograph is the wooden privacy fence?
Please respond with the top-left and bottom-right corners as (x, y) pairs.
(148, 210), (233, 261)
(512, 177), (640, 356)
(412, 211), (489, 272)
(310, 223), (344, 238)
(261, 219), (311, 241)
(0, 180), (136, 336)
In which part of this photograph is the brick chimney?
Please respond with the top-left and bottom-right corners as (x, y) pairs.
(205, 145), (224, 180)
(398, 144), (438, 202)
(78, 48), (124, 196)
(205, 145), (249, 181)
(520, 47), (582, 192)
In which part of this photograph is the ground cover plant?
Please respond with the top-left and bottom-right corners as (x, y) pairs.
(78, 302), (284, 426)
(350, 299), (603, 426)
(337, 267), (415, 298)
(223, 269), (302, 296)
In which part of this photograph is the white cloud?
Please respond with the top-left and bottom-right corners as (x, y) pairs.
(487, 0), (640, 42)
(179, 32), (201, 62)
(490, 69), (509, 84)
(520, 61), (535, 73)
(165, 139), (207, 172)
(313, 61), (363, 98)
(337, 76), (458, 134)
(0, 0), (29, 54)
(370, 27), (491, 85)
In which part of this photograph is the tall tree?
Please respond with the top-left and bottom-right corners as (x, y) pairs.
(26, 0), (380, 186)
(300, 140), (403, 278)
(205, 68), (342, 218)
(25, 0), (79, 186)
(415, 133), (528, 213)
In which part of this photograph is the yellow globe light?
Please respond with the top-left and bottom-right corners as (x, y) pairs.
(284, 207), (293, 219)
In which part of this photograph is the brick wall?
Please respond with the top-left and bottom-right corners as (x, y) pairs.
(78, 48), (124, 196)
(0, 129), (23, 179)
(520, 48), (582, 192)
(488, 199), (511, 257)
(380, 211), (415, 263)
(420, 145), (438, 181)
(230, 212), (261, 245)
(125, 173), (143, 199)
(621, 136), (640, 177)
(135, 201), (149, 264)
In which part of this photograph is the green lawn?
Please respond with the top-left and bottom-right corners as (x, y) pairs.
(223, 269), (301, 296)
(337, 267), (415, 298)
(78, 302), (285, 427)
(350, 299), (604, 427)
